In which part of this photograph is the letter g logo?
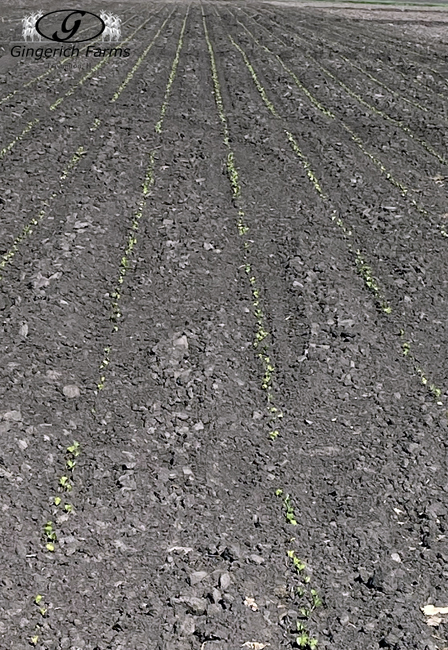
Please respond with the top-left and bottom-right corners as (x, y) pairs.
(36, 10), (105, 43)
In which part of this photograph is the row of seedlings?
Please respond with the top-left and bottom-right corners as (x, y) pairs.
(0, 10), (174, 280)
(0, 11), (157, 162)
(215, 18), (446, 408)
(235, 7), (448, 238)
(213, 10), (448, 645)
(97, 7), (189, 388)
(27, 10), (188, 647)
(0, 8), (145, 108)
(203, 11), (322, 648)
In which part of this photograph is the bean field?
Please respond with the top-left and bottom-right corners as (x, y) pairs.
(1, 3), (448, 649)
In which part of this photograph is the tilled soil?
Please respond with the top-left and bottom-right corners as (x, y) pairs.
(1, 3), (448, 650)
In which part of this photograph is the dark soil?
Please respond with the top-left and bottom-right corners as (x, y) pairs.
(1, 3), (448, 650)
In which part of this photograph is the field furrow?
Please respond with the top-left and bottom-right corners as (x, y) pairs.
(0, 9), (177, 277)
(211, 9), (448, 402)
(0, 9), (141, 109)
(0, 10), (160, 162)
(241, 6), (448, 172)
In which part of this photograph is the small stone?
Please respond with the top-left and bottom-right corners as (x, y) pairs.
(221, 544), (242, 561)
(211, 588), (221, 603)
(15, 541), (27, 558)
(18, 439), (28, 451)
(219, 572), (231, 591)
(391, 552), (402, 563)
(63, 385), (80, 398)
(0, 295), (12, 311)
(244, 596), (259, 611)
(179, 615), (195, 636)
(118, 474), (136, 490)
(19, 322), (28, 337)
(207, 603), (222, 617)
(188, 571), (208, 585)
(182, 597), (207, 615)
(248, 554), (265, 565)
(3, 410), (22, 422)
(173, 335), (188, 349)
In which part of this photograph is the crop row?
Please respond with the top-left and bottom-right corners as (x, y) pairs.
(203, 10), (321, 647)
(269, 5), (448, 99)
(0, 10), (175, 285)
(226, 12), (448, 404)
(236, 7), (448, 236)
(0, 9), (142, 108)
(207, 11), (448, 645)
(213, 13), (447, 404)
(0, 11), (156, 163)
(25, 10), (188, 647)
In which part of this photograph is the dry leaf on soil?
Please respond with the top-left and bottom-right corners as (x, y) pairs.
(244, 596), (259, 611)
(422, 604), (448, 626)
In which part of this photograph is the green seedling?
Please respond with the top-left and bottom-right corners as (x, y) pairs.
(34, 595), (43, 605)
(310, 589), (322, 609)
(64, 504), (73, 513)
(54, 496), (61, 506)
(288, 550), (305, 571)
(355, 251), (392, 313)
(44, 521), (56, 551)
(67, 441), (80, 457)
(277, 494), (298, 525)
(43, 521), (56, 541)
(356, 252), (379, 293)
(430, 384), (442, 398)
(296, 634), (318, 649)
(30, 635), (39, 646)
(59, 476), (72, 491)
(254, 328), (269, 347)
